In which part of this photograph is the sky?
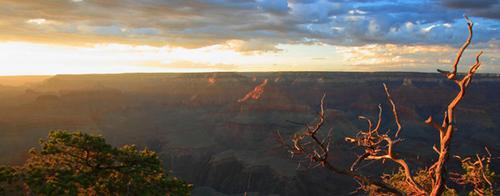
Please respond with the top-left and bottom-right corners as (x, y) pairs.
(0, 0), (499, 75)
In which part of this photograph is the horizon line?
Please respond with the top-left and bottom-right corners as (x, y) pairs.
(1, 70), (500, 77)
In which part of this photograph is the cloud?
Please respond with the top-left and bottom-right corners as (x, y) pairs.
(442, 0), (497, 9)
(226, 39), (282, 53)
(442, 0), (500, 19)
(291, 0), (319, 4)
(26, 18), (50, 25)
(336, 43), (499, 72)
(257, 0), (289, 14)
(0, 0), (498, 53)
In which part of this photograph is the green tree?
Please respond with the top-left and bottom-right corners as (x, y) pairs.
(0, 130), (191, 195)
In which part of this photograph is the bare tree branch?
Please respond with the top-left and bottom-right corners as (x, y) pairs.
(276, 93), (404, 195)
(429, 16), (483, 196)
(345, 83), (426, 195)
(440, 15), (474, 80)
(383, 83), (402, 137)
(276, 16), (488, 196)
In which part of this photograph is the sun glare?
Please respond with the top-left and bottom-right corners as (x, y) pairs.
(0, 41), (350, 75)
(0, 42), (247, 75)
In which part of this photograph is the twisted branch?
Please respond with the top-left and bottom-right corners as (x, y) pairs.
(276, 94), (403, 195)
(429, 16), (483, 196)
(346, 84), (426, 195)
(383, 83), (402, 137)
(437, 15), (473, 80)
(276, 16), (487, 196)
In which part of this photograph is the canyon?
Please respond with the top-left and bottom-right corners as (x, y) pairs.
(0, 72), (498, 195)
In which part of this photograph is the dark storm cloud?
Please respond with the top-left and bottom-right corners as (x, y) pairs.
(0, 0), (498, 51)
(442, 0), (497, 9)
(290, 0), (319, 4)
(442, 0), (500, 19)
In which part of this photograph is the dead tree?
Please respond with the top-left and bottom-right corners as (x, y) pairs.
(277, 16), (490, 195)
(426, 15), (484, 196)
(345, 83), (427, 195)
(276, 94), (404, 195)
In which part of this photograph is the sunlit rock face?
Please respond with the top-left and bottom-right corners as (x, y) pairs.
(0, 72), (498, 195)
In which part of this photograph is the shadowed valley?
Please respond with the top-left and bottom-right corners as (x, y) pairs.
(0, 72), (498, 195)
